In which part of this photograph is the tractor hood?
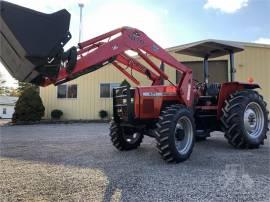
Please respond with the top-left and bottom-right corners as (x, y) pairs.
(0, 1), (71, 85)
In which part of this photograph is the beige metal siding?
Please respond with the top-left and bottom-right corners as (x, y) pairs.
(40, 45), (270, 119)
(178, 60), (228, 83)
(40, 65), (154, 120)
(234, 46), (270, 108)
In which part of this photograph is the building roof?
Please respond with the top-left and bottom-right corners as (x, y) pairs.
(0, 96), (18, 105)
(167, 39), (270, 54)
(174, 39), (244, 58)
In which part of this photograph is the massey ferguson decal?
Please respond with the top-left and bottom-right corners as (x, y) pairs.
(128, 31), (144, 45)
(151, 44), (159, 52)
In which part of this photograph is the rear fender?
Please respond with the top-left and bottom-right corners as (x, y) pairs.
(217, 82), (260, 119)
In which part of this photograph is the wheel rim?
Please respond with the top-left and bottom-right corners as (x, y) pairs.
(122, 128), (141, 144)
(244, 102), (265, 138)
(174, 116), (193, 155)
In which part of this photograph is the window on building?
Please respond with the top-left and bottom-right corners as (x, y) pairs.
(57, 85), (67, 98)
(3, 108), (7, 114)
(68, 85), (77, 98)
(57, 84), (78, 98)
(100, 83), (120, 98)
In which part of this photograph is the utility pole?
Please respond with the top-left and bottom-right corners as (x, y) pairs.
(78, 3), (84, 43)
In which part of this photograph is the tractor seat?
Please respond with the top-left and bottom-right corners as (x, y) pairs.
(206, 83), (221, 96)
(197, 83), (221, 106)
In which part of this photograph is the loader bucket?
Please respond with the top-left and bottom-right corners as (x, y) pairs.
(0, 1), (71, 85)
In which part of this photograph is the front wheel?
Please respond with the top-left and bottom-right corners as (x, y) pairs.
(110, 121), (143, 151)
(155, 104), (195, 163)
(221, 90), (269, 148)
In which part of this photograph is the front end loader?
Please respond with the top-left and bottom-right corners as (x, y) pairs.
(0, 1), (268, 163)
(0, 1), (71, 85)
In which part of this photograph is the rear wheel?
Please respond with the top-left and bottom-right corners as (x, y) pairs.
(221, 90), (269, 148)
(155, 104), (195, 163)
(110, 121), (143, 150)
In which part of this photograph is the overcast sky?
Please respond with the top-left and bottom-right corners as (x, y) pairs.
(1, 0), (269, 87)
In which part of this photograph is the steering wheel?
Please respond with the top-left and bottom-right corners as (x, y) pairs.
(193, 79), (204, 88)
(193, 79), (204, 87)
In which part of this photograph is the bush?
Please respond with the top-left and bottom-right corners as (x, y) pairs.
(51, 109), (63, 120)
(99, 110), (108, 119)
(12, 87), (45, 122)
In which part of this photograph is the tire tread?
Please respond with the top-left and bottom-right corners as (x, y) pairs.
(221, 90), (269, 148)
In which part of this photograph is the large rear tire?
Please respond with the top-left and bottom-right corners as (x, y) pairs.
(221, 90), (269, 148)
(110, 121), (143, 151)
(155, 104), (195, 163)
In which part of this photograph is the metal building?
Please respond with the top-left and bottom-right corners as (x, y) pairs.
(0, 96), (18, 119)
(40, 41), (270, 120)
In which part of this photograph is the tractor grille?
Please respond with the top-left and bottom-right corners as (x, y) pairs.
(113, 86), (134, 122)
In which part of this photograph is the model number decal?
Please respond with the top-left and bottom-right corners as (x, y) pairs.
(143, 92), (176, 97)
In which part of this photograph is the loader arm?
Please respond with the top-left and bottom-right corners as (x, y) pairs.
(53, 27), (194, 106)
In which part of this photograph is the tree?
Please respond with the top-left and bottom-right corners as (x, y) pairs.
(7, 87), (20, 97)
(0, 72), (20, 96)
(0, 87), (20, 97)
(0, 72), (7, 95)
(120, 79), (131, 87)
(17, 82), (38, 95)
(12, 86), (45, 123)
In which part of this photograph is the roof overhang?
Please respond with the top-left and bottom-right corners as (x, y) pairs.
(175, 39), (244, 58)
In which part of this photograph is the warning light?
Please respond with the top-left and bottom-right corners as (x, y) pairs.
(248, 77), (254, 84)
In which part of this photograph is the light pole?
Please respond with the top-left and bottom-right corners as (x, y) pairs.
(78, 2), (84, 43)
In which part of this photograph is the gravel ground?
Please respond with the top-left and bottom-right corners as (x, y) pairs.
(0, 123), (269, 202)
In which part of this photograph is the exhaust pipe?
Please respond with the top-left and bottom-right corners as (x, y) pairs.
(0, 1), (71, 85)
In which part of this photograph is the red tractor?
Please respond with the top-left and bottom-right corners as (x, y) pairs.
(1, 1), (269, 163)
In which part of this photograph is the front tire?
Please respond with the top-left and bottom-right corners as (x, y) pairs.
(221, 90), (269, 148)
(155, 104), (195, 163)
(110, 121), (143, 151)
